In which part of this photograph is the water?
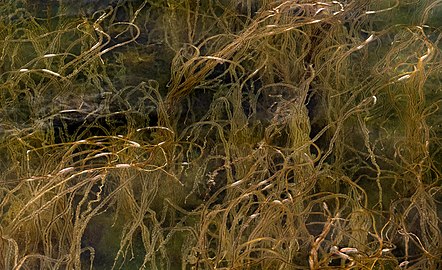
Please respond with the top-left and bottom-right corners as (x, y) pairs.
(0, 1), (441, 269)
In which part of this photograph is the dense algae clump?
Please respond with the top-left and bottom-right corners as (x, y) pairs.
(0, 0), (441, 269)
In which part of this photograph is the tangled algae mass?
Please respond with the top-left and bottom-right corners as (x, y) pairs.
(0, 0), (441, 269)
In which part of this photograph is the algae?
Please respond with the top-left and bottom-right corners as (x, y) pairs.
(0, 0), (441, 269)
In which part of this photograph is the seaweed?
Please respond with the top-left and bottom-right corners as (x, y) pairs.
(0, 0), (441, 269)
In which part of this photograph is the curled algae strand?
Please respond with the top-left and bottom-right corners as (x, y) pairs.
(340, 247), (359, 254)
(115, 163), (131, 168)
(41, 69), (62, 77)
(93, 152), (113, 158)
(57, 167), (75, 175)
(356, 34), (375, 50)
(128, 140), (141, 147)
(397, 74), (411, 81)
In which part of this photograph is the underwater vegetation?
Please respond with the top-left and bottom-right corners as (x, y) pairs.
(0, 0), (441, 269)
